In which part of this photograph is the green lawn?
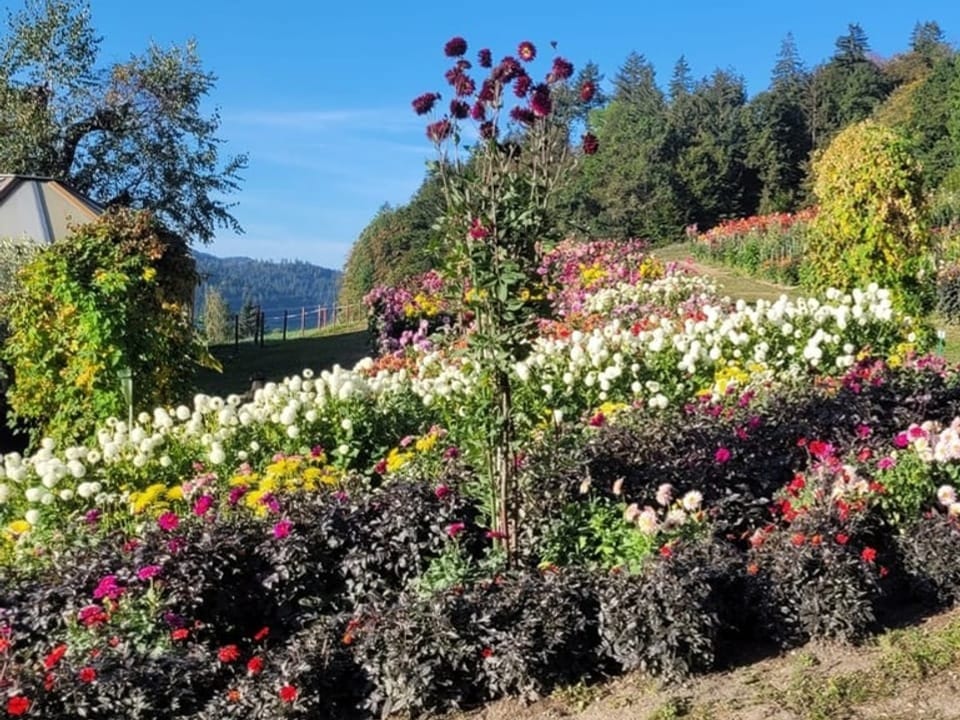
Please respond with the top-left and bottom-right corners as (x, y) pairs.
(194, 327), (372, 399)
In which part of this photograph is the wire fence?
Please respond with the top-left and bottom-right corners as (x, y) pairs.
(199, 303), (367, 350)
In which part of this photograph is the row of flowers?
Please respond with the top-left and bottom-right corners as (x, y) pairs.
(0, 247), (931, 551)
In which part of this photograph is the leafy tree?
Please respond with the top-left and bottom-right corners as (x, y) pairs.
(201, 288), (231, 344)
(0, 0), (246, 243)
(1, 208), (217, 446)
(338, 174), (442, 307)
(804, 120), (934, 314)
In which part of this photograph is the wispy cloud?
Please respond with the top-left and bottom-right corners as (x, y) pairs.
(226, 107), (419, 134)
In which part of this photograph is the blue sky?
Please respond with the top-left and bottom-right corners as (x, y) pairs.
(84, 0), (960, 270)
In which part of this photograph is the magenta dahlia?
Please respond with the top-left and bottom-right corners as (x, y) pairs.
(517, 41), (536, 62)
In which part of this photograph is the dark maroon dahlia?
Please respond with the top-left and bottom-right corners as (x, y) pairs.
(517, 41), (536, 62)
(450, 99), (470, 119)
(478, 48), (492, 68)
(581, 132), (599, 155)
(494, 56), (522, 83)
(549, 57), (574, 82)
(478, 79), (497, 103)
(427, 118), (453, 143)
(444, 36), (467, 57)
(513, 73), (532, 98)
(412, 92), (440, 115)
(479, 121), (497, 139)
(470, 102), (486, 121)
(580, 81), (596, 103)
(510, 106), (536, 125)
(530, 84), (552, 117)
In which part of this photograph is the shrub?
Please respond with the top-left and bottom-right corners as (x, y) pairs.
(1, 208), (216, 447)
(596, 539), (741, 681)
(896, 513), (960, 607)
(804, 120), (935, 315)
(747, 506), (883, 646)
(355, 569), (602, 716)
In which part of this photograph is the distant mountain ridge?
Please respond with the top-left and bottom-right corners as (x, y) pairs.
(192, 251), (342, 319)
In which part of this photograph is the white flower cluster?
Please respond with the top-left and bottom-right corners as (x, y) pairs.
(0, 361), (418, 526)
(512, 282), (913, 412)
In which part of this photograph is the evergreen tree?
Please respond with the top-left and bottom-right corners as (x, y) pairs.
(906, 55), (960, 188)
(672, 69), (757, 228)
(669, 55), (694, 102)
(581, 53), (682, 241)
(745, 34), (812, 212)
(809, 24), (891, 148)
(910, 21), (948, 60)
(834, 22), (870, 63)
(238, 297), (259, 339)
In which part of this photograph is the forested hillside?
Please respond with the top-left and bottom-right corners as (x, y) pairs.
(340, 20), (960, 305)
(193, 251), (340, 317)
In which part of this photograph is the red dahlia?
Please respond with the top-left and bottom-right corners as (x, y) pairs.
(44, 643), (68, 670)
(218, 644), (241, 663)
(279, 685), (298, 703)
(444, 36), (467, 57)
(6, 696), (30, 716)
(517, 41), (536, 62)
(78, 667), (97, 683)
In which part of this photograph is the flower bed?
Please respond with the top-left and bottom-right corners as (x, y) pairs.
(3, 239), (959, 719)
(691, 209), (815, 285)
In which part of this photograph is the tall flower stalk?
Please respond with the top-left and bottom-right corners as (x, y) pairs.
(415, 38), (597, 562)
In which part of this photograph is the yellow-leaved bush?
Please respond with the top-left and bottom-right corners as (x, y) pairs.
(803, 119), (935, 316)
